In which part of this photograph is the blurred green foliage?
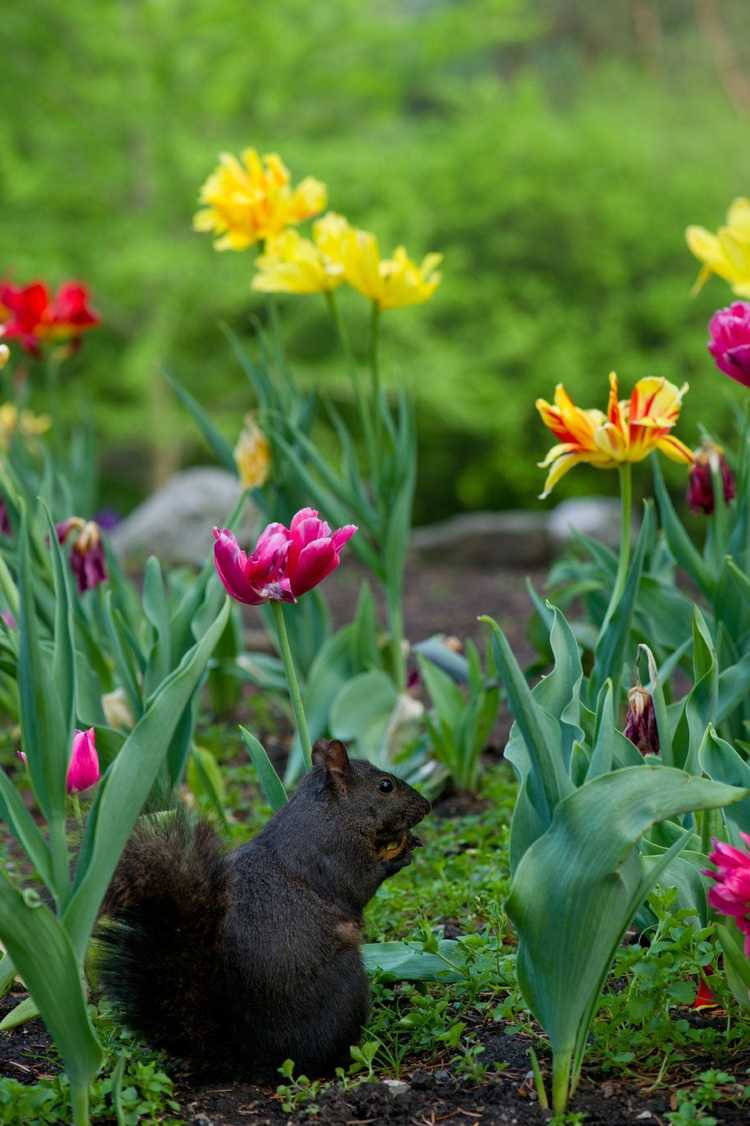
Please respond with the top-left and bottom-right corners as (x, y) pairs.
(3, 0), (750, 520)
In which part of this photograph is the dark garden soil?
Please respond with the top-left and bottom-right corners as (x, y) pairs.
(3, 991), (748, 1125)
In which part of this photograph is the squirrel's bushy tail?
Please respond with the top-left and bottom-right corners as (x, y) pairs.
(98, 811), (230, 1062)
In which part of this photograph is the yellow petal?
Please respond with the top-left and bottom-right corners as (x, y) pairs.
(656, 435), (694, 465)
(539, 452), (593, 499)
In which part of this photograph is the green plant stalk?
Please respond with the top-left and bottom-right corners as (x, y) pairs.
(552, 1049), (571, 1114)
(271, 601), (312, 768)
(386, 585), (406, 693)
(600, 462), (632, 633)
(323, 291), (376, 473)
(528, 1047), (550, 1111)
(700, 808), (713, 859)
(70, 1079), (89, 1126)
(47, 811), (70, 908)
(369, 301), (382, 450)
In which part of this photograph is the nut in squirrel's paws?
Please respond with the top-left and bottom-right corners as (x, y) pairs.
(376, 832), (423, 862)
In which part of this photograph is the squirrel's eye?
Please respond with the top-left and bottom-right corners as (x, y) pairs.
(378, 778), (394, 794)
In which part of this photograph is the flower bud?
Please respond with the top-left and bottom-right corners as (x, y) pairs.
(624, 684), (659, 755)
(234, 414), (271, 490)
(687, 442), (736, 516)
(0, 343), (9, 369)
(56, 517), (108, 592)
(102, 687), (134, 730)
(66, 727), (100, 794)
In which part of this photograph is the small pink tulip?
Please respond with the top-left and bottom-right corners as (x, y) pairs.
(705, 833), (750, 956)
(66, 727), (100, 794)
(212, 508), (356, 606)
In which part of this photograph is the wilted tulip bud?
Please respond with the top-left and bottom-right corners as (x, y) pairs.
(56, 517), (108, 593)
(1, 609), (16, 630)
(624, 684), (659, 755)
(102, 687), (134, 730)
(0, 343), (9, 369)
(687, 442), (736, 516)
(66, 727), (100, 794)
(234, 414), (271, 490)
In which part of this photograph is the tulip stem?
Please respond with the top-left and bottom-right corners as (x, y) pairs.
(386, 588), (407, 693)
(70, 1080), (89, 1126)
(271, 601), (312, 769)
(369, 302), (382, 444)
(324, 290), (377, 478)
(601, 463), (632, 633)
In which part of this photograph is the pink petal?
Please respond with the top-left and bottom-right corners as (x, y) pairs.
(331, 524), (357, 551)
(289, 538), (338, 596)
(212, 527), (265, 605)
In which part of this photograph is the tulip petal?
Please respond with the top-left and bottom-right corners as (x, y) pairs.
(656, 435), (694, 464)
(289, 538), (338, 596)
(212, 527), (265, 605)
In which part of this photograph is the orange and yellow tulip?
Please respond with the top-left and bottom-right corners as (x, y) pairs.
(536, 373), (693, 498)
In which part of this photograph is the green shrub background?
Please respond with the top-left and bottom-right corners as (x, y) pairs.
(4, 0), (750, 520)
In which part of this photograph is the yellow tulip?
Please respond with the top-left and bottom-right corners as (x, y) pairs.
(536, 373), (693, 498)
(339, 227), (442, 310)
(252, 213), (350, 295)
(686, 197), (750, 296)
(194, 149), (326, 252)
(234, 414), (270, 489)
(0, 403), (51, 448)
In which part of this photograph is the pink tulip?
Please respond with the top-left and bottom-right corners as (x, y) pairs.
(705, 833), (750, 956)
(66, 727), (100, 794)
(212, 508), (357, 605)
(708, 302), (750, 388)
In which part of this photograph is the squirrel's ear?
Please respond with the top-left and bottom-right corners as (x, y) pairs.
(312, 739), (352, 793)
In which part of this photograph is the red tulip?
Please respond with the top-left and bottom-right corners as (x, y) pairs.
(67, 727), (100, 794)
(687, 443), (736, 516)
(212, 507), (357, 605)
(0, 279), (100, 355)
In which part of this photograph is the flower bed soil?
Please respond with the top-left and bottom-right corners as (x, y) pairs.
(3, 993), (748, 1125)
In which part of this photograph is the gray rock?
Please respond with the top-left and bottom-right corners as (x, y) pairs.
(411, 510), (552, 567)
(549, 497), (630, 550)
(382, 1079), (410, 1097)
(111, 467), (260, 567)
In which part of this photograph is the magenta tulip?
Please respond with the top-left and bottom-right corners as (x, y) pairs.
(212, 508), (356, 605)
(708, 302), (750, 388)
(705, 833), (750, 956)
(66, 727), (100, 794)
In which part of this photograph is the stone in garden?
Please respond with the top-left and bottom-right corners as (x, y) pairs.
(382, 1079), (410, 1097)
(410, 511), (552, 567)
(549, 496), (633, 550)
(110, 467), (260, 567)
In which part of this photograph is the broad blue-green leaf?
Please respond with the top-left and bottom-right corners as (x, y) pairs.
(330, 670), (398, 763)
(672, 608), (718, 773)
(240, 727), (288, 811)
(0, 876), (102, 1087)
(64, 599), (230, 958)
(700, 726), (750, 834)
(362, 940), (468, 982)
(0, 768), (53, 893)
(507, 765), (746, 1113)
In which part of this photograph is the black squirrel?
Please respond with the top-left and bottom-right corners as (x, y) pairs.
(98, 739), (430, 1078)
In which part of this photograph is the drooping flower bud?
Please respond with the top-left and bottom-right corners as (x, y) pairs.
(624, 684), (659, 755)
(234, 414), (271, 490)
(56, 517), (108, 593)
(66, 727), (100, 794)
(687, 442), (736, 516)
